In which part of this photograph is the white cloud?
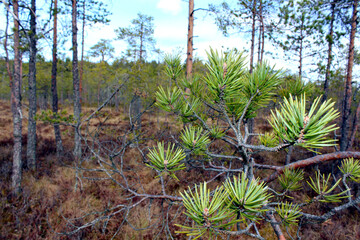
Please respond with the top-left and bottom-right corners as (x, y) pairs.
(157, 0), (182, 15)
(154, 23), (186, 40)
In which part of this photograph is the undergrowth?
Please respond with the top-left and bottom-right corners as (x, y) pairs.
(0, 100), (359, 239)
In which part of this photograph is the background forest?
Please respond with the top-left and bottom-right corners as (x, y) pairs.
(1, 0), (360, 239)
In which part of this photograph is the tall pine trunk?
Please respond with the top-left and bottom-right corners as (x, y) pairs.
(323, 0), (337, 102)
(249, 0), (256, 73)
(139, 24), (144, 62)
(72, 0), (81, 159)
(247, 0), (257, 141)
(12, 0), (23, 195)
(4, 9), (13, 105)
(51, 0), (63, 155)
(340, 0), (357, 151)
(298, 19), (304, 78)
(79, 0), (86, 103)
(27, 0), (37, 170)
(260, 0), (265, 63)
(348, 99), (360, 149)
(186, 0), (194, 79)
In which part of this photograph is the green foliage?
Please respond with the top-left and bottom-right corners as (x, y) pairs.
(204, 48), (246, 104)
(180, 75), (207, 100)
(307, 171), (347, 203)
(178, 97), (203, 123)
(339, 158), (360, 182)
(155, 86), (202, 123)
(278, 76), (313, 99)
(176, 182), (237, 239)
(269, 94), (339, 150)
(156, 55), (206, 124)
(203, 49), (282, 119)
(223, 174), (271, 222)
(258, 132), (279, 147)
(209, 125), (225, 139)
(278, 168), (304, 191)
(275, 202), (301, 226)
(155, 86), (182, 112)
(180, 126), (210, 155)
(35, 109), (75, 124)
(150, 49), (348, 239)
(115, 13), (156, 61)
(242, 62), (283, 118)
(164, 54), (184, 80)
(146, 142), (186, 180)
(89, 39), (114, 62)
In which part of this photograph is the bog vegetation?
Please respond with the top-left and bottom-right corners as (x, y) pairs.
(1, 0), (360, 239)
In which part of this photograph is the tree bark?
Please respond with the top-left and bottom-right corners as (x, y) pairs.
(72, 0), (81, 159)
(79, 0), (85, 103)
(247, 0), (257, 140)
(4, 8), (14, 108)
(299, 19), (304, 78)
(12, 0), (23, 195)
(266, 212), (286, 240)
(263, 151), (360, 183)
(186, 0), (194, 79)
(257, 0), (264, 63)
(249, 0), (256, 73)
(139, 23), (144, 62)
(27, 0), (37, 170)
(348, 99), (360, 149)
(285, 145), (293, 165)
(322, 0), (337, 103)
(257, 19), (261, 63)
(340, 0), (357, 151)
(51, 0), (63, 155)
(260, 0), (265, 63)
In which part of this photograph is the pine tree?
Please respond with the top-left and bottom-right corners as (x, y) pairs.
(115, 13), (156, 62)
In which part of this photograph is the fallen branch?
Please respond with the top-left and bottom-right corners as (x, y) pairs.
(262, 151), (360, 183)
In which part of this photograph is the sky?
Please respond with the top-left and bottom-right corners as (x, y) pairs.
(85, 0), (250, 62)
(0, 0), (330, 77)
(82, 0), (299, 73)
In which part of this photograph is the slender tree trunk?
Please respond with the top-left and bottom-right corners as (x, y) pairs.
(4, 9), (13, 106)
(12, 0), (23, 195)
(249, 0), (256, 73)
(257, 24), (261, 63)
(186, 0), (194, 79)
(340, 0), (357, 151)
(257, 0), (263, 64)
(51, 0), (63, 155)
(79, 0), (85, 103)
(348, 99), (360, 149)
(97, 82), (100, 106)
(139, 23), (144, 61)
(72, 0), (81, 159)
(299, 19), (304, 78)
(299, 40), (303, 78)
(27, 0), (37, 170)
(323, 0), (337, 103)
(20, 53), (23, 94)
(285, 145), (293, 165)
(247, 0), (257, 141)
(260, 0), (265, 62)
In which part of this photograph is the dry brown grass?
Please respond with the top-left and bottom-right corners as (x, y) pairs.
(0, 100), (359, 239)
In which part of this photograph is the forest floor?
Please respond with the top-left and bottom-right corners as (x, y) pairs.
(0, 100), (360, 239)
